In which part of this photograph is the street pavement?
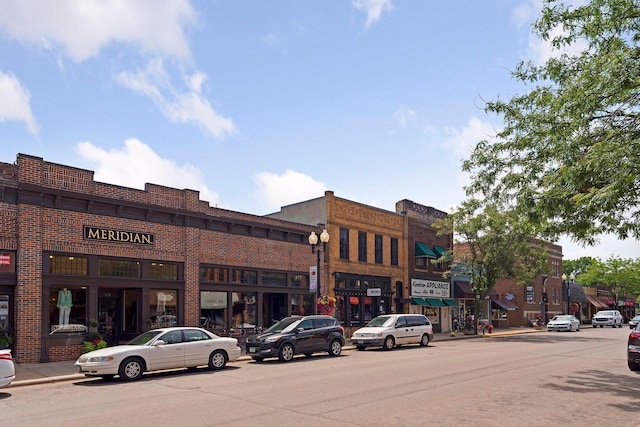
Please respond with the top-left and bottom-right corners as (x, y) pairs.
(8, 326), (542, 388)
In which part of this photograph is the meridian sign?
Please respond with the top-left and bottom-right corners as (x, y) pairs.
(84, 226), (154, 245)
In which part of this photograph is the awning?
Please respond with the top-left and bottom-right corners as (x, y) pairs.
(604, 299), (615, 306)
(586, 295), (606, 309)
(415, 242), (437, 258)
(567, 282), (588, 303)
(454, 281), (474, 299)
(625, 301), (636, 307)
(442, 298), (458, 307)
(349, 296), (359, 305)
(425, 298), (447, 307)
(411, 297), (429, 305)
(432, 245), (447, 257)
(491, 300), (519, 310)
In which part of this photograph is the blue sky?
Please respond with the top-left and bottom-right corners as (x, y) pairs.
(0, 0), (636, 261)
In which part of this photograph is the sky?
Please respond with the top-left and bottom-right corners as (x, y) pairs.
(0, 0), (637, 262)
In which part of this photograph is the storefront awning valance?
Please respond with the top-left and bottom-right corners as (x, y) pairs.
(411, 297), (429, 305)
(432, 245), (447, 258)
(586, 295), (607, 309)
(454, 281), (474, 299)
(425, 298), (447, 307)
(491, 300), (519, 310)
(567, 283), (588, 303)
(442, 298), (458, 307)
(415, 242), (437, 258)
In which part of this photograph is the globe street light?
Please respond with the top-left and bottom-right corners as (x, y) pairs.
(309, 229), (330, 306)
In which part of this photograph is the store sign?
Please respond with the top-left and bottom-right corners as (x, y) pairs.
(0, 254), (10, 265)
(411, 278), (450, 298)
(367, 288), (382, 297)
(84, 226), (154, 245)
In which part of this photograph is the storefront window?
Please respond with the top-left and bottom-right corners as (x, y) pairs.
(200, 291), (227, 330)
(291, 274), (308, 288)
(291, 294), (314, 316)
(200, 266), (228, 283)
(0, 252), (16, 273)
(148, 289), (177, 329)
(49, 287), (87, 332)
(335, 296), (345, 323)
(231, 269), (257, 284)
(49, 255), (87, 275)
(262, 271), (287, 287)
(98, 259), (140, 278)
(149, 262), (178, 280)
(231, 292), (256, 327)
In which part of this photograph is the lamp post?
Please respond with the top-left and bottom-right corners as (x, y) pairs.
(562, 273), (568, 314)
(309, 229), (330, 307)
(541, 275), (548, 323)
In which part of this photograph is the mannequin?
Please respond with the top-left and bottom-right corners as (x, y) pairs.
(57, 288), (73, 325)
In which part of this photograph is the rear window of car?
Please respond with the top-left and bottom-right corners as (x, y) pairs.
(314, 318), (336, 328)
(406, 316), (427, 326)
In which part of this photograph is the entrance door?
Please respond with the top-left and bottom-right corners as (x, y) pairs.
(263, 293), (287, 327)
(98, 296), (120, 346)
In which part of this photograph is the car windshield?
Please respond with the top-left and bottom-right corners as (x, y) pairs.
(596, 311), (614, 316)
(364, 316), (395, 327)
(266, 317), (302, 333)
(551, 315), (572, 321)
(127, 330), (163, 345)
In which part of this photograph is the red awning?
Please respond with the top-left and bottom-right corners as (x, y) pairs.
(625, 301), (635, 307)
(349, 296), (359, 305)
(604, 300), (615, 305)
(364, 297), (372, 305)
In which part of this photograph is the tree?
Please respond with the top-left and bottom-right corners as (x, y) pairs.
(434, 199), (550, 333)
(563, 256), (599, 277)
(463, 0), (640, 244)
(578, 256), (640, 301)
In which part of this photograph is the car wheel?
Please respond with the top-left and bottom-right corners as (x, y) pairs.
(600, 325), (604, 328)
(356, 346), (366, 351)
(628, 360), (640, 372)
(419, 334), (430, 347)
(383, 336), (395, 351)
(208, 350), (227, 370)
(592, 325), (597, 328)
(329, 339), (342, 357)
(118, 357), (145, 381)
(278, 343), (295, 362)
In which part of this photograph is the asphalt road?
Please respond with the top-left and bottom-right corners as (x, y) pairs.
(1, 326), (637, 427)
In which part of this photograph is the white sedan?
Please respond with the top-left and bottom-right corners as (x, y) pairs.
(547, 315), (581, 332)
(75, 327), (240, 381)
(0, 349), (15, 388)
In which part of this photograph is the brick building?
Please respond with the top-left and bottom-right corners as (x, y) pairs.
(0, 154), (319, 363)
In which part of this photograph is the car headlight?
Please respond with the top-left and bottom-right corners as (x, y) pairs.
(88, 356), (114, 363)
(265, 336), (281, 343)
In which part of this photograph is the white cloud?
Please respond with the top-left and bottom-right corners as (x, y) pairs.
(559, 235), (639, 261)
(352, 0), (394, 29)
(253, 170), (327, 211)
(262, 33), (287, 53)
(117, 58), (236, 139)
(0, 0), (197, 62)
(76, 138), (219, 206)
(442, 116), (499, 158)
(0, 71), (39, 134)
(393, 106), (416, 128)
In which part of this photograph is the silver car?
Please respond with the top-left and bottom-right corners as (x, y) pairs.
(547, 315), (580, 332)
(629, 315), (640, 329)
(591, 310), (623, 328)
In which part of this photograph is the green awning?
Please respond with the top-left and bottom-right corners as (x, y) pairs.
(415, 242), (437, 258)
(433, 245), (447, 257)
(411, 297), (429, 305)
(425, 298), (447, 307)
(442, 298), (458, 307)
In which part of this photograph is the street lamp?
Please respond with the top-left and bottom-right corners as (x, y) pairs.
(541, 275), (548, 323)
(562, 272), (576, 315)
(309, 229), (330, 304)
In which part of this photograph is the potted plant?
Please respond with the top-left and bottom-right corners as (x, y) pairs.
(317, 295), (336, 316)
(83, 331), (107, 353)
(0, 333), (13, 349)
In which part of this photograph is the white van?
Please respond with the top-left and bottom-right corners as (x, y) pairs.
(351, 314), (433, 351)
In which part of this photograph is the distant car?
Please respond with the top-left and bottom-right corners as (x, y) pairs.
(351, 314), (434, 351)
(0, 349), (15, 388)
(629, 315), (640, 329)
(592, 310), (624, 328)
(547, 315), (580, 332)
(628, 323), (640, 371)
(245, 315), (345, 362)
(75, 327), (240, 381)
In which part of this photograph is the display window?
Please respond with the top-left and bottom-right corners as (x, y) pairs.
(148, 289), (177, 329)
(49, 286), (87, 333)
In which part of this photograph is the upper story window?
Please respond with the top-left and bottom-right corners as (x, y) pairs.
(49, 255), (88, 275)
(232, 269), (257, 284)
(374, 235), (383, 264)
(262, 271), (287, 287)
(98, 259), (140, 278)
(340, 228), (350, 260)
(291, 274), (309, 288)
(390, 238), (398, 266)
(358, 231), (367, 262)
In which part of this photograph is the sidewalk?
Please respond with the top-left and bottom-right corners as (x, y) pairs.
(8, 327), (542, 388)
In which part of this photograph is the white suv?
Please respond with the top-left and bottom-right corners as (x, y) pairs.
(351, 314), (433, 351)
(592, 310), (623, 328)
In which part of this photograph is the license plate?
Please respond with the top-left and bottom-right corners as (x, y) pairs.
(357, 340), (364, 344)
(248, 347), (257, 353)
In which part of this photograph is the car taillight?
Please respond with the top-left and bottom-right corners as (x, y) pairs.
(630, 331), (640, 340)
(0, 352), (12, 362)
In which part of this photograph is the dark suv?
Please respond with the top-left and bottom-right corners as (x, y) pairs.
(246, 315), (345, 362)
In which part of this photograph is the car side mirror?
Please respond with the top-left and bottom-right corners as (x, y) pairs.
(296, 328), (304, 333)
(154, 340), (166, 346)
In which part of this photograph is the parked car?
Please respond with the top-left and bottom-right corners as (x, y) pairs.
(351, 314), (434, 351)
(547, 315), (580, 332)
(74, 327), (240, 381)
(592, 310), (624, 328)
(629, 315), (640, 329)
(245, 315), (345, 362)
(0, 349), (15, 388)
(628, 323), (640, 371)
